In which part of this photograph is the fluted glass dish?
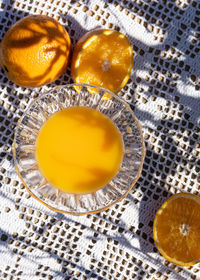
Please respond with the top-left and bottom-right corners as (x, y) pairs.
(13, 83), (145, 215)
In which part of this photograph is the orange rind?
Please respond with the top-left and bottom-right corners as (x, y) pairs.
(0, 15), (71, 87)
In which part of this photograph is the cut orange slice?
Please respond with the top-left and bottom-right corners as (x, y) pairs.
(71, 29), (133, 98)
(153, 193), (200, 266)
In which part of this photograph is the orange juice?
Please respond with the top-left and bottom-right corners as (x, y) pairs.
(35, 106), (124, 194)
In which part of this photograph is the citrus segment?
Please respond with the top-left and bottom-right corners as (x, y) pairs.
(71, 29), (133, 98)
(0, 15), (71, 87)
(153, 193), (200, 266)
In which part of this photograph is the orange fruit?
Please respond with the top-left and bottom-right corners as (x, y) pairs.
(0, 15), (71, 87)
(71, 29), (133, 98)
(153, 193), (200, 266)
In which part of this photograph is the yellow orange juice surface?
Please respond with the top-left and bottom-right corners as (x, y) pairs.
(35, 106), (124, 194)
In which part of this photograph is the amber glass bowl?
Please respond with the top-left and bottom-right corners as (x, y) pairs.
(13, 84), (145, 215)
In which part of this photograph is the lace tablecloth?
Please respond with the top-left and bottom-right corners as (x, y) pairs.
(0, 0), (200, 279)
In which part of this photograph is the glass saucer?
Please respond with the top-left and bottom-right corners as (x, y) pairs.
(13, 83), (145, 215)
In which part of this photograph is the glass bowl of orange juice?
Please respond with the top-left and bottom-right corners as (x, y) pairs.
(13, 84), (145, 215)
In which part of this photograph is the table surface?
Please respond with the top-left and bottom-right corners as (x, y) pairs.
(0, 0), (200, 280)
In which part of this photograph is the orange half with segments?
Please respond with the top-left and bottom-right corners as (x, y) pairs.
(71, 29), (133, 99)
(153, 192), (200, 266)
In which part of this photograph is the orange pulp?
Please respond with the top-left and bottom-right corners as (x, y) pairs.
(153, 193), (200, 266)
(35, 107), (124, 194)
(71, 29), (133, 98)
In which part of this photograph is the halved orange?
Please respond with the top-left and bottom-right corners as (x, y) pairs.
(71, 29), (133, 98)
(153, 193), (200, 266)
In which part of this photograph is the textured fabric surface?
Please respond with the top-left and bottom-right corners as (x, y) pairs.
(0, 0), (200, 279)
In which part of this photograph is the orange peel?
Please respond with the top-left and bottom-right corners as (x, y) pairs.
(0, 15), (71, 87)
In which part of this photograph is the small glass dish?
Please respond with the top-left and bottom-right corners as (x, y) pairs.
(13, 83), (145, 215)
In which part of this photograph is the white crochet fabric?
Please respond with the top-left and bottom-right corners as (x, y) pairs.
(0, 0), (200, 279)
